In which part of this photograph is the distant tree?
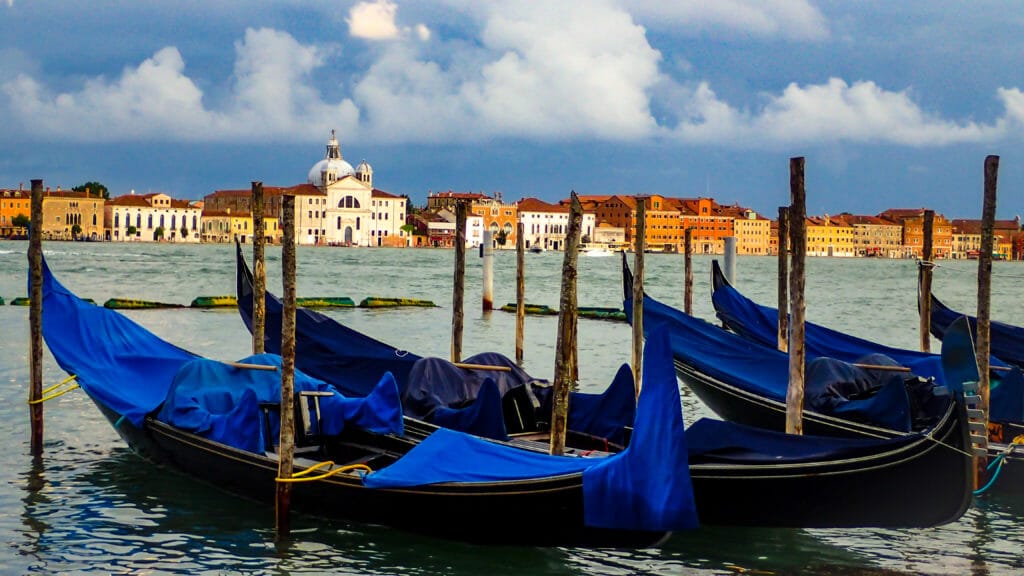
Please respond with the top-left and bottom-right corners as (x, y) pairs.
(400, 194), (415, 215)
(126, 225), (138, 237)
(154, 226), (165, 241)
(12, 214), (30, 229)
(581, 233), (591, 244)
(71, 224), (82, 238)
(73, 181), (109, 199)
(495, 229), (508, 246)
(180, 226), (188, 239)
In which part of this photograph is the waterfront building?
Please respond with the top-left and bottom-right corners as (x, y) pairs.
(0, 188), (31, 237)
(518, 197), (595, 251)
(679, 198), (735, 255)
(39, 187), (105, 240)
(726, 207), (772, 255)
(842, 214), (904, 258)
(205, 184), (325, 245)
(586, 195), (677, 252)
(427, 191), (490, 212)
(469, 195), (518, 248)
(407, 208), (483, 248)
(950, 217), (1021, 259)
(805, 215), (856, 257)
(878, 209), (953, 259)
(106, 193), (202, 242)
(200, 209), (281, 244)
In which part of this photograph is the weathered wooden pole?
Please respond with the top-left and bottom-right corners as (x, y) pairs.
(252, 181), (266, 355)
(632, 197), (646, 398)
(482, 230), (494, 311)
(515, 221), (525, 366)
(723, 236), (737, 285)
(451, 202), (467, 363)
(28, 179), (44, 456)
(275, 194), (297, 542)
(786, 158), (807, 435)
(918, 209), (935, 353)
(550, 192), (582, 456)
(977, 156), (998, 449)
(683, 227), (693, 315)
(777, 206), (790, 353)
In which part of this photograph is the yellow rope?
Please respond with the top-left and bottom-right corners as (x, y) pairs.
(42, 374), (76, 395)
(276, 462), (373, 483)
(1013, 434), (1024, 445)
(29, 376), (80, 405)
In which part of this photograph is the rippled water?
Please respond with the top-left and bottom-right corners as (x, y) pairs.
(2, 242), (1024, 575)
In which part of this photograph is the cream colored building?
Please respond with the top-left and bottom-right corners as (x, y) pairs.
(518, 197), (596, 251)
(106, 193), (202, 242)
(41, 189), (105, 240)
(732, 209), (772, 255)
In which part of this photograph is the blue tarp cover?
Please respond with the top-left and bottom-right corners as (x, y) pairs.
(931, 293), (1024, 368)
(156, 354), (404, 453)
(713, 277), (1024, 423)
(365, 327), (700, 532)
(39, 258), (197, 427)
(629, 294), (921, 432)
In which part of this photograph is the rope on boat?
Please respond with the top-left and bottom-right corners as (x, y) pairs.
(276, 461), (373, 483)
(973, 434), (1024, 496)
(28, 375), (80, 405)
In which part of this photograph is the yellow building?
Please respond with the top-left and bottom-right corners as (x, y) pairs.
(201, 209), (281, 244)
(730, 208), (772, 255)
(806, 215), (856, 257)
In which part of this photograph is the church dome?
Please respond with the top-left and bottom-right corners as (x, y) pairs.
(356, 160), (373, 175)
(308, 130), (355, 187)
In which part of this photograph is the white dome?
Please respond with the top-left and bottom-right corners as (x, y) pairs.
(356, 160), (372, 174)
(308, 158), (355, 187)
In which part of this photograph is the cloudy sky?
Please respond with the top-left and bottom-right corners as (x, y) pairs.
(1, 1), (1022, 218)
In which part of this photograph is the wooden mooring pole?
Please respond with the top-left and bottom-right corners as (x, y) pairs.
(632, 197), (646, 398)
(976, 156), (998, 473)
(275, 195), (297, 542)
(550, 193), (582, 456)
(252, 181), (266, 355)
(723, 236), (737, 285)
(482, 230), (494, 312)
(451, 202), (467, 363)
(786, 158), (807, 435)
(777, 206), (790, 353)
(683, 227), (693, 315)
(918, 209), (935, 353)
(28, 179), (44, 456)
(515, 221), (525, 366)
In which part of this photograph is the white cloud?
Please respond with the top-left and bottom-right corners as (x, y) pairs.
(415, 23), (431, 42)
(2, 29), (358, 142)
(347, 0), (401, 40)
(623, 0), (829, 41)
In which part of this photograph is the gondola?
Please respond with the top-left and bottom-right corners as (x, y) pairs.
(708, 259), (1024, 436)
(234, 243), (635, 448)
(40, 255), (699, 547)
(929, 291), (1024, 369)
(40, 258), (974, 543)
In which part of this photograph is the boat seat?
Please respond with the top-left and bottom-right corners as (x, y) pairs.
(502, 384), (540, 435)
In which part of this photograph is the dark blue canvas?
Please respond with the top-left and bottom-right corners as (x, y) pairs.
(931, 293), (1024, 369)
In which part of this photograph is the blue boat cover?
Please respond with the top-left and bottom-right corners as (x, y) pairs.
(365, 327), (700, 532)
(931, 293), (1024, 369)
(39, 257), (197, 427)
(236, 245), (635, 442)
(156, 354), (404, 453)
(629, 294), (923, 432)
(712, 274), (1024, 423)
(430, 378), (509, 441)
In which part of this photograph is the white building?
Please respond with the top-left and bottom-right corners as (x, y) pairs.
(105, 193), (202, 242)
(517, 197), (595, 251)
(309, 130), (409, 247)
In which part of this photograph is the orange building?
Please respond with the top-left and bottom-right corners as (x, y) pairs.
(878, 209), (953, 258)
(469, 197), (518, 248)
(679, 198), (735, 254)
(589, 194), (682, 252)
(0, 188), (32, 237)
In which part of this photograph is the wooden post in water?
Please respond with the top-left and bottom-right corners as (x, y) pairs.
(28, 179), (44, 456)
(632, 197), (646, 397)
(723, 236), (737, 285)
(550, 192), (582, 456)
(451, 202), (467, 363)
(786, 158), (807, 435)
(777, 206), (790, 353)
(515, 221), (525, 366)
(918, 209), (935, 353)
(252, 181), (266, 355)
(683, 227), (693, 315)
(977, 156), (998, 451)
(482, 230), (494, 312)
(275, 195), (297, 542)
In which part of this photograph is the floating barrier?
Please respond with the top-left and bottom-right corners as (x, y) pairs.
(104, 298), (184, 310)
(359, 296), (436, 308)
(0, 296), (4, 305)
(297, 297), (355, 308)
(499, 303), (626, 321)
(11, 297), (95, 305)
(191, 295), (238, 308)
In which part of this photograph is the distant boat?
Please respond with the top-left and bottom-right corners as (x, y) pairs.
(583, 247), (614, 258)
(529, 245), (544, 254)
